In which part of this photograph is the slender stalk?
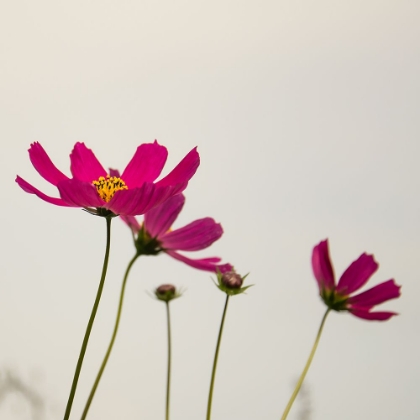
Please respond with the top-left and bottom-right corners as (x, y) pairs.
(80, 253), (139, 420)
(280, 309), (330, 420)
(206, 294), (230, 420)
(165, 301), (172, 420)
(63, 216), (113, 420)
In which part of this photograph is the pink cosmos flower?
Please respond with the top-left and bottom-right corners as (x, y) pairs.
(122, 193), (232, 273)
(16, 141), (199, 216)
(312, 239), (401, 321)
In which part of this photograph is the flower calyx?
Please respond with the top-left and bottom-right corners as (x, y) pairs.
(320, 288), (349, 312)
(134, 225), (163, 256)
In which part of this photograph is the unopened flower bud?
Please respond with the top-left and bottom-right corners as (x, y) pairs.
(221, 272), (243, 289)
(215, 270), (252, 296)
(154, 284), (180, 302)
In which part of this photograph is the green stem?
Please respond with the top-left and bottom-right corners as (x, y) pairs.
(80, 253), (139, 420)
(206, 294), (230, 420)
(165, 302), (172, 420)
(280, 308), (330, 420)
(63, 216), (113, 420)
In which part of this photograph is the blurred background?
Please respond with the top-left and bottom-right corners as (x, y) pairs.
(1, 1), (419, 419)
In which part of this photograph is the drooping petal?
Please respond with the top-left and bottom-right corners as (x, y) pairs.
(311, 239), (335, 292)
(349, 308), (398, 321)
(28, 142), (69, 186)
(57, 179), (104, 207)
(166, 251), (233, 273)
(120, 215), (142, 233)
(121, 141), (168, 188)
(155, 147), (200, 188)
(336, 253), (378, 295)
(160, 218), (223, 251)
(70, 142), (107, 182)
(15, 176), (74, 207)
(144, 194), (185, 238)
(347, 279), (401, 307)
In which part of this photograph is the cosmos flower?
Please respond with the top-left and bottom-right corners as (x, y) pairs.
(312, 239), (401, 321)
(122, 193), (232, 273)
(16, 141), (199, 217)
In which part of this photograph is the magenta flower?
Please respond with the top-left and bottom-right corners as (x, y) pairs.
(16, 141), (199, 217)
(312, 239), (401, 321)
(122, 193), (232, 273)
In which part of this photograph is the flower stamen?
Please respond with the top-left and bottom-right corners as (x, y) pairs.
(93, 175), (128, 202)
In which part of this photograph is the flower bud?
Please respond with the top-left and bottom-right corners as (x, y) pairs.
(214, 270), (252, 296)
(221, 272), (243, 289)
(154, 284), (180, 302)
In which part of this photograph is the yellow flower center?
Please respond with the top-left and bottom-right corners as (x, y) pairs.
(92, 175), (128, 202)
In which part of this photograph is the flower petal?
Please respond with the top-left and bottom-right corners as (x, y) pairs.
(347, 279), (401, 307)
(155, 147), (200, 188)
(120, 215), (142, 233)
(336, 253), (378, 295)
(109, 168), (120, 177)
(160, 218), (223, 251)
(57, 179), (104, 207)
(28, 142), (69, 185)
(144, 194), (185, 238)
(166, 251), (233, 273)
(311, 239), (335, 292)
(121, 141), (168, 188)
(108, 184), (173, 216)
(16, 176), (73, 207)
(70, 142), (107, 182)
(349, 308), (398, 321)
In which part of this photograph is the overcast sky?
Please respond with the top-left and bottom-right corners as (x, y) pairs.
(1, 1), (419, 419)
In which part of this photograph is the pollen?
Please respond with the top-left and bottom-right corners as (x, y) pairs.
(92, 175), (128, 202)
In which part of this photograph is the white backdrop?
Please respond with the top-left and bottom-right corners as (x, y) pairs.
(1, 1), (419, 419)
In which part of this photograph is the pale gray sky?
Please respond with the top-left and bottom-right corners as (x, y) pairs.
(1, 1), (419, 419)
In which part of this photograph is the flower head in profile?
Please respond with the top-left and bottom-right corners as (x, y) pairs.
(122, 193), (232, 273)
(312, 239), (401, 321)
(16, 141), (199, 217)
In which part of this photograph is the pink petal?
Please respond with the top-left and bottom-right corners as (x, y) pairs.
(108, 184), (166, 215)
(155, 147), (200, 188)
(311, 239), (335, 292)
(347, 279), (401, 307)
(166, 251), (233, 273)
(70, 143), (107, 182)
(144, 194), (185, 238)
(57, 179), (104, 207)
(16, 176), (73, 207)
(121, 141), (168, 188)
(120, 215), (142, 233)
(160, 218), (223, 251)
(28, 142), (69, 186)
(336, 253), (378, 295)
(349, 308), (398, 321)
(109, 168), (120, 177)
